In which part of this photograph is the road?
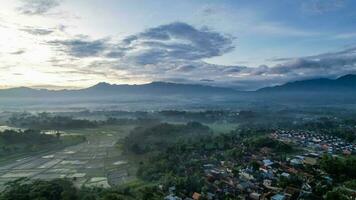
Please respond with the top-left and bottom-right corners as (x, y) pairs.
(0, 132), (131, 189)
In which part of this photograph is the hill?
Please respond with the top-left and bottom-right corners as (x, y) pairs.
(258, 74), (356, 93)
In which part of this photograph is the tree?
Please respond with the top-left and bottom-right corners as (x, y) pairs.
(325, 188), (350, 200)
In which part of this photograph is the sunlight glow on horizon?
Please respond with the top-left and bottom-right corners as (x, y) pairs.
(1, 0), (356, 90)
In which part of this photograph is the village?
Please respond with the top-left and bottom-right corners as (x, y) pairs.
(164, 130), (356, 200)
(271, 130), (356, 156)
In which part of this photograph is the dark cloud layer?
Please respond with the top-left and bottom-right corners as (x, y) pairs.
(223, 46), (356, 89)
(116, 22), (235, 65)
(10, 49), (26, 55)
(18, 0), (60, 15)
(21, 27), (54, 35)
(46, 22), (234, 63)
(48, 38), (108, 58)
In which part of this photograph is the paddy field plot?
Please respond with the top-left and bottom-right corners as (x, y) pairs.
(0, 125), (135, 189)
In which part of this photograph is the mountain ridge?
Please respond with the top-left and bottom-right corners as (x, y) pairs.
(258, 74), (356, 93)
(0, 74), (355, 98)
(0, 81), (239, 98)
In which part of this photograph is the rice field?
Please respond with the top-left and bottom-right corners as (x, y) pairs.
(0, 125), (135, 190)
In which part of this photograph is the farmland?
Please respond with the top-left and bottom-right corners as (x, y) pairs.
(0, 125), (135, 190)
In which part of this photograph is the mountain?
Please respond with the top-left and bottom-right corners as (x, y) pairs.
(1, 75), (356, 109)
(255, 74), (356, 105)
(83, 81), (238, 95)
(0, 82), (238, 98)
(258, 74), (356, 93)
(0, 82), (243, 110)
(0, 81), (241, 102)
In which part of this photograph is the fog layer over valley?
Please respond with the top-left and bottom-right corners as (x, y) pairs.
(1, 74), (356, 111)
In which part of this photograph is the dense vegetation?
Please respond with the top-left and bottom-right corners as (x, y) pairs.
(133, 129), (283, 198)
(7, 112), (162, 131)
(244, 135), (295, 153)
(0, 129), (85, 158)
(0, 178), (138, 200)
(320, 155), (356, 181)
(122, 122), (212, 154)
(8, 113), (98, 130)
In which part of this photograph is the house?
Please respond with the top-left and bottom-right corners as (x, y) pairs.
(281, 172), (290, 178)
(192, 192), (201, 200)
(237, 181), (250, 192)
(303, 157), (317, 165)
(308, 152), (320, 158)
(343, 149), (351, 155)
(249, 192), (261, 200)
(203, 164), (215, 169)
(295, 155), (305, 160)
(263, 159), (274, 167)
(240, 171), (254, 180)
(286, 167), (298, 174)
(164, 194), (182, 200)
(290, 158), (302, 165)
(263, 179), (272, 187)
(271, 194), (286, 200)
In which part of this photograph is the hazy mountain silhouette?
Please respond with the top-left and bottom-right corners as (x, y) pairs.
(0, 75), (355, 108)
(258, 74), (356, 93)
(0, 82), (237, 98)
(83, 81), (238, 95)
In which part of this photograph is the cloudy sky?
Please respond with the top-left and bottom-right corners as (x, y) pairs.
(0, 0), (356, 90)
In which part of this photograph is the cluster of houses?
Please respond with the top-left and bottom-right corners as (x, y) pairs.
(163, 129), (355, 200)
(271, 130), (355, 155)
(164, 148), (325, 200)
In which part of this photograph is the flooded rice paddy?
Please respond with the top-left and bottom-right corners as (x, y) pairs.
(0, 128), (133, 189)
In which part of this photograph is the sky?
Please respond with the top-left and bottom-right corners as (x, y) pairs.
(0, 0), (356, 90)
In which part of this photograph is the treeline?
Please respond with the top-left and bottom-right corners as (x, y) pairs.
(0, 178), (162, 200)
(0, 129), (57, 145)
(8, 113), (98, 130)
(320, 155), (356, 181)
(158, 110), (236, 123)
(244, 135), (295, 153)
(0, 129), (58, 155)
(0, 129), (85, 157)
(7, 113), (159, 130)
(122, 122), (212, 154)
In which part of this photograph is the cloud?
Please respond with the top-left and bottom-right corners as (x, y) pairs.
(200, 79), (214, 82)
(17, 0), (60, 15)
(20, 27), (54, 35)
(12, 73), (23, 76)
(10, 49), (26, 55)
(47, 22), (237, 83)
(244, 46), (356, 87)
(48, 38), (108, 58)
(114, 22), (235, 65)
(333, 32), (356, 39)
(174, 65), (197, 72)
(301, 0), (346, 14)
(182, 46), (356, 90)
(43, 22), (356, 90)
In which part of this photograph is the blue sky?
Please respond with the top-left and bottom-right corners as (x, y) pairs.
(0, 0), (356, 90)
